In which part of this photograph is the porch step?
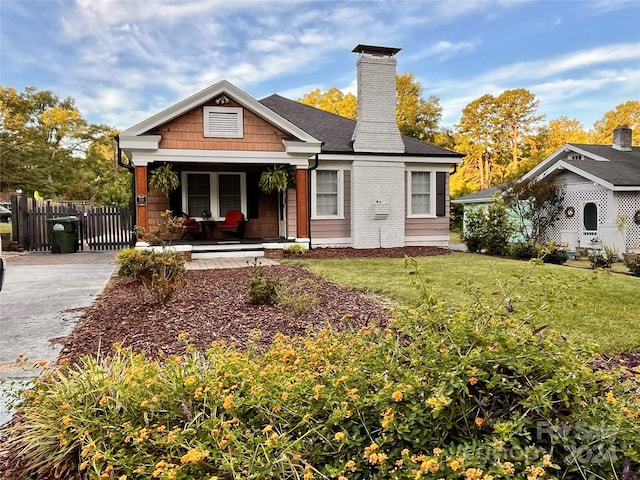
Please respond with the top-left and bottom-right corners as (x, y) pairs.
(191, 243), (265, 259)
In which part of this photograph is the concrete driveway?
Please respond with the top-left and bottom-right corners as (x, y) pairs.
(0, 251), (117, 425)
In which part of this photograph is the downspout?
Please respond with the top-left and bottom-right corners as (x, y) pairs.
(115, 134), (137, 247)
(307, 154), (319, 250)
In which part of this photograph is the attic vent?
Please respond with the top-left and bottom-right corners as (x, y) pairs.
(204, 106), (243, 138)
(569, 154), (583, 160)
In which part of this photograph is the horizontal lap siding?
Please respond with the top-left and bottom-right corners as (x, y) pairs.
(287, 188), (297, 238)
(157, 101), (287, 151)
(312, 170), (351, 239)
(405, 217), (449, 237)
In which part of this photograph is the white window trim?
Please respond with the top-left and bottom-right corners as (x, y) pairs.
(181, 171), (247, 221)
(203, 106), (243, 138)
(406, 169), (437, 218)
(311, 168), (345, 220)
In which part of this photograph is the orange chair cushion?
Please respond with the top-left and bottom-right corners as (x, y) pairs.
(220, 210), (244, 230)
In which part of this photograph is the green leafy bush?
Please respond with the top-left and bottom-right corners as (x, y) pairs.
(463, 201), (516, 256)
(116, 248), (186, 304)
(542, 246), (569, 265)
(509, 241), (542, 260)
(623, 252), (640, 276)
(7, 262), (639, 479)
(589, 252), (612, 269)
(247, 263), (280, 304)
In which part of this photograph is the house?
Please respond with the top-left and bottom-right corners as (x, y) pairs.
(453, 126), (640, 253)
(118, 45), (463, 255)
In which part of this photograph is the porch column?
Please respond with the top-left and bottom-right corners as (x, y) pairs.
(295, 169), (309, 238)
(135, 165), (149, 232)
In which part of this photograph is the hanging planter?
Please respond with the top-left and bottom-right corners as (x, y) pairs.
(259, 165), (291, 194)
(149, 164), (180, 196)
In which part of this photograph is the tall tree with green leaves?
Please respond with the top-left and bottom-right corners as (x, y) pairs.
(455, 88), (544, 191)
(0, 86), (125, 203)
(591, 100), (640, 145)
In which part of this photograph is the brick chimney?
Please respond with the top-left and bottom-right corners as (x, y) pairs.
(612, 125), (632, 151)
(351, 44), (405, 153)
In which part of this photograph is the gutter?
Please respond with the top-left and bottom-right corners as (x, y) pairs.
(307, 154), (319, 250)
(115, 134), (137, 247)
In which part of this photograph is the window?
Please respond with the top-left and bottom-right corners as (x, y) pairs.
(187, 174), (210, 217)
(203, 106), (243, 138)
(183, 172), (246, 220)
(583, 202), (598, 231)
(407, 171), (435, 216)
(218, 174), (242, 217)
(312, 169), (343, 218)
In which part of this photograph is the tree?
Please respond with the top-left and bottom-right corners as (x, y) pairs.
(297, 73), (442, 143)
(545, 116), (589, 151)
(297, 87), (357, 119)
(455, 89), (544, 190)
(0, 86), (126, 204)
(591, 100), (640, 145)
(501, 177), (566, 243)
(395, 73), (442, 143)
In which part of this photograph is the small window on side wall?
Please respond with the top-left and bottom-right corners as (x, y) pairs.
(312, 169), (343, 218)
(407, 171), (437, 217)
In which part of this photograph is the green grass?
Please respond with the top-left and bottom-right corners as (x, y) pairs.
(0, 223), (11, 234)
(291, 253), (640, 352)
(449, 229), (462, 244)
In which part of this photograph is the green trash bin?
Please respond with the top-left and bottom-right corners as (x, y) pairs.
(47, 216), (79, 253)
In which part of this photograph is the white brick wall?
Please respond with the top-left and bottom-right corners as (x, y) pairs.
(351, 160), (405, 248)
(352, 55), (404, 153)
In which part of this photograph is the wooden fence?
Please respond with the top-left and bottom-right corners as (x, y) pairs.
(10, 195), (133, 251)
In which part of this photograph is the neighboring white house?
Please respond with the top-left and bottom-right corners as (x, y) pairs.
(453, 126), (640, 253)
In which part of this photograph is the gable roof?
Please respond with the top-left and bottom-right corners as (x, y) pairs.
(451, 184), (505, 204)
(259, 94), (463, 158)
(120, 80), (321, 147)
(523, 142), (640, 190)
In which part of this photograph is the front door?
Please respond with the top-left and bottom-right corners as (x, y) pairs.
(581, 201), (599, 245)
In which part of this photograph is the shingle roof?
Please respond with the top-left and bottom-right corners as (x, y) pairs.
(451, 184), (505, 203)
(259, 94), (463, 158)
(565, 144), (640, 186)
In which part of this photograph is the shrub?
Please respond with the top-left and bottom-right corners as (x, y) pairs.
(276, 279), (319, 319)
(542, 245), (569, 265)
(247, 263), (280, 304)
(623, 252), (640, 276)
(463, 201), (516, 256)
(589, 251), (612, 269)
(283, 243), (307, 255)
(116, 248), (186, 304)
(7, 262), (639, 479)
(509, 241), (542, 260)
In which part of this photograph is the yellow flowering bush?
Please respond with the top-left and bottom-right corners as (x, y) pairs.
(6, 261), (640, 479)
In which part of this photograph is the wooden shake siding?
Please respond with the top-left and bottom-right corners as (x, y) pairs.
(156, 100), (287, 151)
(244, 191), (279, 238)
(311, 170), (351, 239)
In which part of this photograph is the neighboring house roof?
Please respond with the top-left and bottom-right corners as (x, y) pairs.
(523, 143), (640, 190)
(259, 94), (463, 158)
(451, 184), (504, 204)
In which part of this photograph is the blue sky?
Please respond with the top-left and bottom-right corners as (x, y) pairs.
(1, 0), (639, 132)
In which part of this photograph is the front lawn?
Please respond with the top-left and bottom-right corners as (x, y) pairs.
(293, 252), (640, 352)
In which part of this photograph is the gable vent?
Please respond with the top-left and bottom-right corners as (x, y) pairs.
(569, 154), (583, 160)
(204, 106), (243, 138)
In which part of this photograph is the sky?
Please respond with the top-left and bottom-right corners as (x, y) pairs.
(1, 0), (639, 132)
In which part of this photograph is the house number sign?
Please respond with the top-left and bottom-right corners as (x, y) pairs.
(136, 195), (147, 206)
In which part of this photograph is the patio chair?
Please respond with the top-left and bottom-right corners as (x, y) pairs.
(219, 210), (245, 237)
(182, 217), (199, 240)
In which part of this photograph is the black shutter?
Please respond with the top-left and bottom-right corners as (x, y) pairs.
(436, 172), (446, 217)
(247, 172), (260, 219)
